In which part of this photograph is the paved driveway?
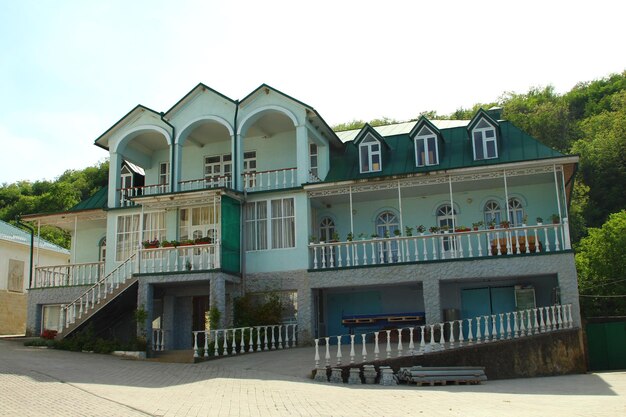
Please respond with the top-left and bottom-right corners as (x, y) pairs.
(0, 339), (624, 417)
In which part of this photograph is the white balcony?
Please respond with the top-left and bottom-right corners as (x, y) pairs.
(119, 184), (170, 207)
(309, 222), (571, 270)
(243, 168), (297, 192)
(33, 262), (104, 288)
(139, 243), (220, 273)
(178, 175), (232, 192)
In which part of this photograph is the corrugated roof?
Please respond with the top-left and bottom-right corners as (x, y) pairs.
(335, 120), (470, 142)
(69, 187), (108, 211)
(0, 220), (70, 254)
(124, 161), (145, 176)
(325, 121), (565, 182)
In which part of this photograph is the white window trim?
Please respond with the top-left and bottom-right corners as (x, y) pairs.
(414, 134), (439, 166)
(159, 162), (170, 185)
(359, 135), (382, 173)
(472, 121), (498, 160)
(115, 211), (166, 261)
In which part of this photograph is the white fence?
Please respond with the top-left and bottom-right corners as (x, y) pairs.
(33, 262), (104, 288)
(314, 304), (574, 367)
(310, 222), (571, 270)
(242, 168), (297, 192)
(140, 243), (220, 273)
(192, 324), (298, 358)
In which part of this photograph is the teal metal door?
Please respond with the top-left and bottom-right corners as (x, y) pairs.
(586, 322), (626, 371)
(461, 287), (515, 338)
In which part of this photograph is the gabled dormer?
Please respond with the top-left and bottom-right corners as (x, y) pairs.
(467, 109), (500, 161)
(353, 124), (389, 174)
(409, 116), (442, 167)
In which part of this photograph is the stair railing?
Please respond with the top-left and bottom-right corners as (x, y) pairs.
(59, 254), (138, 333)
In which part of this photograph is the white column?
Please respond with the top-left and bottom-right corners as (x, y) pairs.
(397, 181), (404, 232)
(173, 142), (183, 192)
(503, 170), (510, 222)
(448, 176), (455, 231)
(295, 125), (308, 185)
(235, 133), (243, 192)
(349, 186), (354, 234)
(553, 165), (563, 221)
(560, 167), (569, 220)
(72, 216), (77, 264)
(108, 152), (122, 208)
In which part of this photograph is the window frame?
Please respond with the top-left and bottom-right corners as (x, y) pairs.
(508, 198), (525, 227)
(245, 198), (295, 251)
(159, 162), (170, 186)
(483, 200), (502, 226)
(179, 205), (220, 242)
(309, 143), (319, 179)
(414, 128), (439, 167)
(472, 120), (498, 160)
(359, 134), (382, 173)
(41, 304), (62, 332)
(115, 211), (166, 261)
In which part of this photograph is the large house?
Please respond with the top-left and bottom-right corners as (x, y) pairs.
(0, 220), (69, 335)
(24, 84), (580, 351)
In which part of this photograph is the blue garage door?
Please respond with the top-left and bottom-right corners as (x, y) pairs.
(326, 291), (382, 337)
(461, 287), (515, 338)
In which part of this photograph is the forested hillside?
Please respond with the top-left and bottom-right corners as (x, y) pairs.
(2, 72), (624, 315)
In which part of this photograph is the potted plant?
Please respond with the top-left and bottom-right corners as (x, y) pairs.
(521, 214), (528, 227)
(384, 230), (390, 238)
(405, 226), (414, 237)
(161, 240), (175, 248)
(417, 225), (426, 235)
(440, 225), (450, 233)
(142, 238), (160, 249)
(358, 232), (366, 240)
(536, 217), (543, 226)
(472, 221), (484, 231)
(371, 233), (380, 239)
(393, 229), (401, 237)
(428, 226), (439, 233)
(488, 220), (496, 229)
(194, 236), (212, 245)
(499, 220), (510, 229)
(309, 235), (318, 244)
(330, 231), (340, 242)
(179, 239), (195, 247)
(550, 214), (560, 224)
(347, 232), (353, 242)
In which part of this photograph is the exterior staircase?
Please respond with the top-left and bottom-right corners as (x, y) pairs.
(56, 254), (138, 339)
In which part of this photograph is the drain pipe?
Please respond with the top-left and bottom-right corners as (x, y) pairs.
(15, 216), (35, 289)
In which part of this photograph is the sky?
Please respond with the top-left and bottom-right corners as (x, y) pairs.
(0, 0), (624, 184)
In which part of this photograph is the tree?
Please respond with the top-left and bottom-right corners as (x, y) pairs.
(575, 210), (626, 317)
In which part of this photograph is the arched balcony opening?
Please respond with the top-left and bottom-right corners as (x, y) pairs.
(177, 118), (233, 192)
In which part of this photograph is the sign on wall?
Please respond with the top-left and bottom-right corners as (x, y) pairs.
(8, 259), (24, 292)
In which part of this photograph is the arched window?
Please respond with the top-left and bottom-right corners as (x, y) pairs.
(98, 237), (106, 263)
(376, 211), (399, 262)
(483, 200), (501, 226)
(436, 204), (457, 231)
(319, 217), (336, 242)
(508, 198), (525, 227)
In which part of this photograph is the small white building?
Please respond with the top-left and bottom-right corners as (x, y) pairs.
(0, 220), (70, 335)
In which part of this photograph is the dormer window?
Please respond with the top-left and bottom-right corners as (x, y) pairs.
(414, 126), (439, 166)
(359, 134), (382, 173)
(120, 165), (133, 189)
(472, 119), (498, 160)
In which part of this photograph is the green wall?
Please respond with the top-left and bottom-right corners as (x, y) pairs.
(221, 195), (241, 273)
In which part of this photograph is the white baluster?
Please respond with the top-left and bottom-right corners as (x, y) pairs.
(324, 337), (330, 366)
(556, 305), (563, 328)
(292, 324), (297, 347)
(374, 332), (380, 360)
(545, 307), (553, 331)
(477, 232), (483, 257)
(349, 335), (355, 364)
(278, 325), (283, 349)
(475, 316), (482, 343)
(466, 318), (474, 344)
(214, 330), (220, 356)
(449, 321), (455, 347)
(533, 308), (539, 334)
(438, 323), (445, 349)
(428, 324), (436, 351)
(222, 329), (229, 355)
(240, 328), (246, 353)
(193, 331), (199, 358)
(397, 328), (403, 357)
(491, 315), (497, 341)
(419, 326), (426, 353)
(256, 326), (262, 352)
(513, 311), (519, 338)
(457, 320), (465, 346)
(408, 327), (415, 350)
(361, 334), (367, 361)
(385, 330), (392, 358)
(314, 339), (320, 368)
(271, 326), (276, 350)
(231, 329), (237, 355)
(249, 327), (254, 353)
(336, 335), (342, 365)
(553, 225), (561, 251)
(499, 313), (505, 340)
(483, 316), (491, 341)
(264, 326), (269, 350)
(203, 331), (209, 358)
(431, 236), (437, 260)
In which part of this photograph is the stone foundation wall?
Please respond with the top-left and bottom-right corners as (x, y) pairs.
(26, 286), (93, 335)
(0, 290), (27, 335)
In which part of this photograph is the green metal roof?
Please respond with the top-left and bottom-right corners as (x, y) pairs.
(0, 220), (70, 254)
(69, 187), (108, 211)
(325, 121), (565, 182)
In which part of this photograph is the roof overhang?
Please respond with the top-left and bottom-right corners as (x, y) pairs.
(130, 188), (244, 210)
(21, 209), (107, 229)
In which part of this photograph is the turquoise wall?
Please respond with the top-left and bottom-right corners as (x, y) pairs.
(73, 222), (106, 264)
(179, 139), (231, 183)
(243, 130), (297, 172)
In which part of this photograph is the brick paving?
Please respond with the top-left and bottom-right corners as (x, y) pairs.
(0, 339), (624, 417)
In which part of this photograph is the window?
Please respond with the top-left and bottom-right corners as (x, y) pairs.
(42, 304), (62, 332)
(99, 237), (106, 263)
(271, 199), (295, 249)
(8, 259), (25, 292)
(116, 212), (166, 261)
(245, 201), (268, 251)
(243, 151), (257, 188)
(472, 119), (498, 160)
(436, 204), (457, 251)
(245, 198), (295, 251)
(120, 165), (133, 189)
(319, 217), (335, 242)
(376, 211), (399, 262)
(159, 162), (169, 186)
(483, 200), (501, 226)
(508, 198), (525, 227)
(179, 205), (220, 241)
(309, 143), (319, 179)
(359, 134), (381, 173)
(414, 126), (439, 166)
(204, 154), (232, 187)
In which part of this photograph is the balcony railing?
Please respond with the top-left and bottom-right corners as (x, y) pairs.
(139, 242), (220, 273)
(119, 184), (170, 207)
(33, 262), (104, 288)
(179, 175), (232, 192)
(243, 167), (297, 192)
(309, 221), (571, 270)
(314, 304), (574, 368)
